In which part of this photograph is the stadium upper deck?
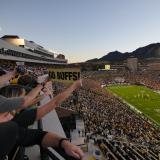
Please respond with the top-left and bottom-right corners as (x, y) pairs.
(0, 35), (67, 65)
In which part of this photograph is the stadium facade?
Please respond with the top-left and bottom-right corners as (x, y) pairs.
(0, 35), (67, 65)
(69, 56), (160, 72)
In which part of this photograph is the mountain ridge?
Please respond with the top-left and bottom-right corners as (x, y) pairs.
(87, 43), (160, 62)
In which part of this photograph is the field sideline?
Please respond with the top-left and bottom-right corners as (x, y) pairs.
(107, 85), (160, 126)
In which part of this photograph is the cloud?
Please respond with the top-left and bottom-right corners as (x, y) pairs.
(0, 27), (2, 31)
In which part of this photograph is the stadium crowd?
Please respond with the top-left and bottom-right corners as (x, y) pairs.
(125, 71), (160, 90)
(0, 64), (160, 160)
(81, 70), (160, 90)
(59, 77), (160, 159)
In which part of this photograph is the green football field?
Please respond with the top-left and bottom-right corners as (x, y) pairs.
(107, 85), (160, 126)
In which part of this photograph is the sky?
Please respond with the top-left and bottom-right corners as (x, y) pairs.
(0, 0), (160, 63)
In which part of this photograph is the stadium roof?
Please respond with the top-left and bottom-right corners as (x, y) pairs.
(1, 35), (20, 39)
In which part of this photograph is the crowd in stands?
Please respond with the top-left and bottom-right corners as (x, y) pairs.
(1, 63), (160, 160)
(125, 71), (160, 90)
(98, 138), (159, 160)
(82, 70), (160, 90)
(58, 74), (160, 159)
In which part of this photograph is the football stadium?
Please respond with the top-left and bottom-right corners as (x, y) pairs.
(0, 35), (160, 160)
(1, 1), (160, 160)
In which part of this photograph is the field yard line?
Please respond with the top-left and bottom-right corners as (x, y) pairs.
(110, 92), (160, 128)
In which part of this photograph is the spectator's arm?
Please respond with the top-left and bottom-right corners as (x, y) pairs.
(0, 70), (16, 86)
(36, 80), (82, 120)
(42, 132), (84, 159)
(22, 84), (43, 108)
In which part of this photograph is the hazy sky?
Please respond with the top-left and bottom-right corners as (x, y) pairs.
(0, 0), (160, 63)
